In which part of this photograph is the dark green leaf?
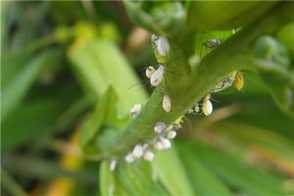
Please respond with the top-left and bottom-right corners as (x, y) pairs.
(116, 161), (169, 196)
(177, 142), (232, 196)
(2, 50), (59, 119)
(124, 1), (186, 36)
(2, 96), (74, 151)
(178, 140), (286, 196)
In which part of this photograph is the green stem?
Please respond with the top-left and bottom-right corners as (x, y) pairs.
(97, 3), (293, 159)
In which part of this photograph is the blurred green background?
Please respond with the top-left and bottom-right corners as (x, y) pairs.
(1, 1), (294, 196)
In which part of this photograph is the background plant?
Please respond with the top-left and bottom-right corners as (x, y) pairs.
(1, 1), (294, 196)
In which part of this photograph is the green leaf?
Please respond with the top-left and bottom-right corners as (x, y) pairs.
(69, 39), (147, 115)
(1, 92), (76, 151)
(3, 155), (94, 184)
(124, 1), (186, 36)
(277, 23), (294, 56)
(1, 50), (58, 119)
(1, 168), (28, 196)
(194, 30), (234, 59)
(1, 51), (33, 89)
(251, 60), (294, 116)
(115, 162), (169, 196)
(100, 161), (128, 196)
(176, 142), (232, 196)
(187, 2), (276, 31)
(209, 122), (294, 170)
(179, 140), (286, 196)
(80, 87), (128, 153)
(218, 91), (294, 138)
(153, 148), (195, 196)
(254, 36), (290, 67)
(262, 76), (294, 116)
(100, 161), (170, 196)
(251, 35), (294, 116)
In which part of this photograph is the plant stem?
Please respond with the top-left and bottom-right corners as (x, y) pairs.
(97, 3), (294, 159)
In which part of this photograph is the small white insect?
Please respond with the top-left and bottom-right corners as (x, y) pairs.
(143, 150), (155, 161)
(154, 122), (167, 133)
(202, 95), (213, 116)
(142, 143), (149, 150)
(166, 130), (177, 139)
(188, 54), (200, 68)
(204, 39), (221, 48)
(110, 159), (117, 171)
(145, 66), (155, 79)
(129, 104), (142, 118)
(154, 140), (164, 150)
(150, 65), (165, 87)
(187, 108), (194, 114)
(194, 103), (200, 113)
(152, 35), (170, 56)
(160, 137), (171, 149)
(125, 153), (135, 163)
(162, 95), (171, 112)
(132, 144), (144, 158)
(187, 103), (200, 114)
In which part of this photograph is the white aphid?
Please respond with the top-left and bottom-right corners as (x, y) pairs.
(143, 150), (155, 161)
(162, 95), (171, 112)
(150, 65), (165, 86)
(154, 122), (167, 133)
(153, 35), (170, 56)
(160, 137), (171, 149)
(110, 159), (117, 171)
(132, 144), (144, 158)
(187, 108), (194, 114)
(129, 104), (142, 118)
(156, 37), (170, 56)
(154, 140), (164, 150)
(125, 153), (135, 163)
(202, 95), (213, 116)
(194, 104), (200, 113)
(142, 143), (149, 150)
(167, 130), (177, 139)
(145, 66), (155, 79)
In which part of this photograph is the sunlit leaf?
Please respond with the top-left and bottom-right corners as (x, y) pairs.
(69, 39), (147, 115)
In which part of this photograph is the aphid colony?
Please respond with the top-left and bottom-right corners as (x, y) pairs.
(123, 121), (180, 165)
(109, 110), (182, 171)
(109, 35), (174, 171)
(109, 36), (244, 171)
(188, 70), (244, 116)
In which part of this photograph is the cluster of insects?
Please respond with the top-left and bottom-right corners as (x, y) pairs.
(109, 35), (175, 171)
(122, 120), (181, 165)
(187, 70), (244, 117)
(109, 37), (244, 171)
(109, 111), (182, 171)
